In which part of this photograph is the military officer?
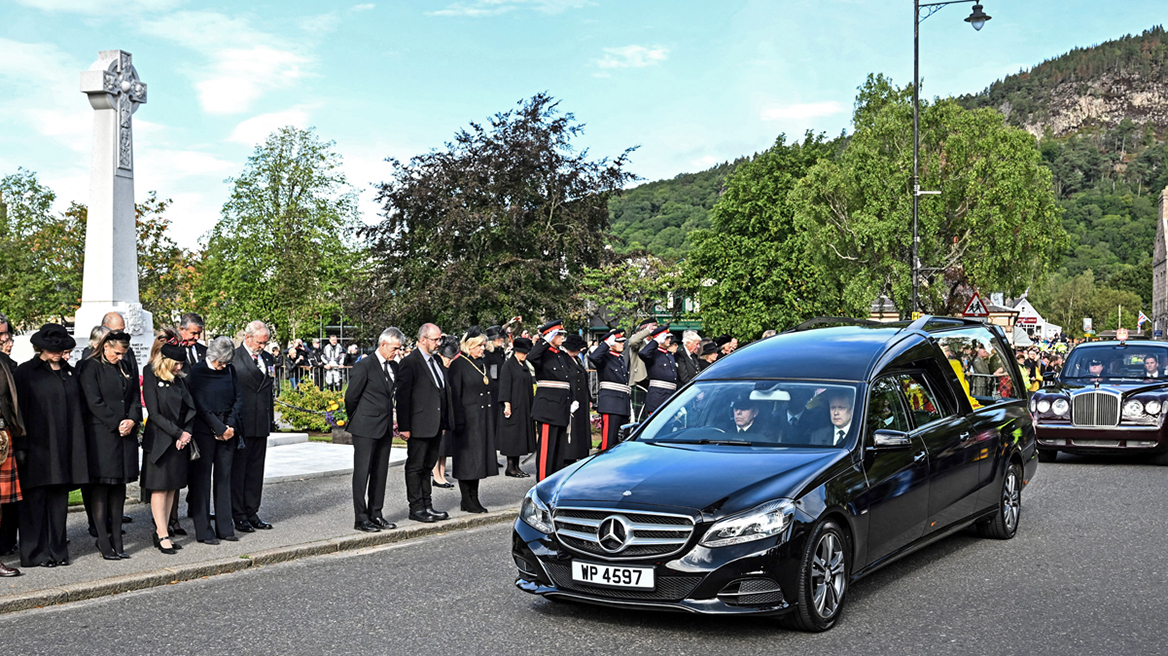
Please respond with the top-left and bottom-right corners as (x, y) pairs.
(588, 329), (630, 451)
(638, 325), (678, 418)
(528, 320), (573, 481)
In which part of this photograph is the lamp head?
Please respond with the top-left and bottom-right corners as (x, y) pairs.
(965, 3), (991, 31)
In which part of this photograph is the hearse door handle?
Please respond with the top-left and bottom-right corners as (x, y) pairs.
(913, 451), (926, 463)
(959, 431), (972, 441)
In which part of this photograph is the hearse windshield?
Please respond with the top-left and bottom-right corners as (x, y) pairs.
(1062, 344), (1168, 381)
(636, 380), (859, 448)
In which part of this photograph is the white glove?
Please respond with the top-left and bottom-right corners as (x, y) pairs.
(570, 400), (580, 414)
(605, 334), (617, 347)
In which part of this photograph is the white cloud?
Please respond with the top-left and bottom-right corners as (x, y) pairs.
(350, 3), (376, 11)
(139, 11), (311, 115)
(760, 101), (846, 121)
(12, 0), (180, 13)
(301, 12), (342, 34)
(429, 0), (590, 17)
(227, 109), (312, 146)
(596, 45), (669, 70)
(0, 38), (91, 152)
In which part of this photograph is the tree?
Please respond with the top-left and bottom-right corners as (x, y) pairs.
(198, 126), (360, 339)
(683, 132), (847, 339)
(135, 192), (200, 325)
(792, 74), (1067, 318)
(577, 254), (678, 330)
(357, 93), (636, 331)
(0, 169), (85, 328)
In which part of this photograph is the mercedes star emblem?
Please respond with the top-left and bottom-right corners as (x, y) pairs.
(597, 515), (631, 553)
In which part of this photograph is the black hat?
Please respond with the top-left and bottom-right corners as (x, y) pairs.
(485, 325), (503, 340)
(512, 337), (533, 353)
(603, 328), (626, 343)
(730, 394), (758, 410)
(563, 334), (587, 352)
(29, 323), (76, 352)
(160, 342), (187, 362)
(464, 325), (483, 340)
(1088, 358), (1102, 366)
(715, 334), (732, 347)
(438, 335), (460, 360)
(700, 342), (720, 357)
(539, 320), (565, 337)
(649, 325), (671, 342)
(635, 318), (655, 330)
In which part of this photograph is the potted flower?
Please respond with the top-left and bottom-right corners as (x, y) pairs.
(327, 402), (351, 444)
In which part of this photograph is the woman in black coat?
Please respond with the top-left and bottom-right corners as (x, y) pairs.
(497, 338), (534, 477)
(431, 335), (461, 490)
(447, 331), (498, 513)
(13, 324), (88, 567)
(186, 336), (243, 544)
(77, 330), (142, 560)
(141, 333), (196, 555)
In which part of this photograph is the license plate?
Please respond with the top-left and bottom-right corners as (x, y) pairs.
(571, 561), (655, 589)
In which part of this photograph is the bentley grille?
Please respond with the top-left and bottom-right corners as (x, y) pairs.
(552, 507), (695, 561)
(1071, 392), (1120, 427)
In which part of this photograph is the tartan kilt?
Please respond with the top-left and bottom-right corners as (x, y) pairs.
(0, 450), (21, 504)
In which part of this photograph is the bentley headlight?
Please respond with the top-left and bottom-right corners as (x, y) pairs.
(1052, 399), (1070, 416)
(1123, 400), (1145, 418)
(520, 488), (554, 534)
(1029, 398), (1037, 413)
(700, 500), (795, 548)
(1145, 400), (1162, 415)
(1036, 400), (1051, 414)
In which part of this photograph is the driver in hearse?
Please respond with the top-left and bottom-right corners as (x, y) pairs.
(1143, 355), (1162, 379)
(729, 395), (766, 438)
(1087, 358), (1105, 379)
(809, 389), (853, 446)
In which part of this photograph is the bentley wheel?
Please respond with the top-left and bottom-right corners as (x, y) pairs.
(977, 461), (1022, 540)
(782, 519), (848, 632)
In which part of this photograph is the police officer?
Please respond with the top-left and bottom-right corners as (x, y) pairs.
(528, 320), (573, 481)
(639, 325), (678, 418)
(588, 329), (630, 451)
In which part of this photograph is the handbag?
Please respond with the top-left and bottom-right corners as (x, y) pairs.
(187, 437), (201, 462)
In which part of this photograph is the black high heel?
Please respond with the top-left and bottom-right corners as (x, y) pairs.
(153, 534), (177, 555)
(168, 536), (183, 550)
(95, 539), (120, 561)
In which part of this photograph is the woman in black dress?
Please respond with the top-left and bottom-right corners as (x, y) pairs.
(78, 330), (142, 560)
(497, 337), (534, 477)
(141, 332), (196, 555)
(431, 335), (460, 490)
(13, 324), (88, 567)
(187, 336), (243, 544)
(447, 330), (498, 513)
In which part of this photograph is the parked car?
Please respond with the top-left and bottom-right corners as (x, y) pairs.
(512, 316), (1038, 631)
(1031, 338), (1168, 464)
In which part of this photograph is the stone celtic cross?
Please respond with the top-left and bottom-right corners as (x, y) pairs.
(80, 50), (147, 174)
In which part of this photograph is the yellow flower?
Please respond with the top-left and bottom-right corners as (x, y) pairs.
(337, 420), (346, 426)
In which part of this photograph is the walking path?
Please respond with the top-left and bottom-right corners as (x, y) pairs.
(0, 435), (537, 613)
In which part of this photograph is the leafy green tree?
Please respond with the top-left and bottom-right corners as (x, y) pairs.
(577, 254), (678, 330)
(792, 74), (1067, 317)
(358, 93), (636, 331)
(198, 127), (360, 340)
(135, 193), (200, 325)
(684, 132), (846, 339)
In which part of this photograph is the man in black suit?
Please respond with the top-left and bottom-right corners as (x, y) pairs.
(178, 313), (207, 366)
(676, 330), (702, 386)
(776, 388), (815, 443)
(346, 327), (405, 532)
(395, 323), (451, 524)
(231, 320), (276, 534)
(730, 395), (767, 438)
(809, 389), (854, 446)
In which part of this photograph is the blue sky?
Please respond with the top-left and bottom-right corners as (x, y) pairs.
(0, 0), (1164, 248)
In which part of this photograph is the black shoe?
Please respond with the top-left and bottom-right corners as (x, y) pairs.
(408, 511), (438, 523)
(0, 563), (21, 577)
(234, 521), (256, 533)
(249, 518), (273, 530)
(122, 515), (133, 523)
(153, 534), (177, 555)
(432, 479), (454, 489)
(40, 560), (58, 568)
(220, 535), (239, 542)
(168, 522), (188, 537)
(425, 507), (449, 521)
(56, 559), (71, 566)
(95, 539), (118, 560)
(117, 552), (131, 559)
(198, 537), (221, 545)
(505, 469), (529, 478)
(354, 520), (381, 533)
(371, 517), (396, 530)
(168, 537), (183, 550)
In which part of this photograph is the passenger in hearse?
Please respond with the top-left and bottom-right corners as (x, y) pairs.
(809, 390), (853, 446)
(1143, 355), (1162, 379)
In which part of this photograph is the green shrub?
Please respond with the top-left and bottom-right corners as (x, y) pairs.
(277, 381), (347, 432)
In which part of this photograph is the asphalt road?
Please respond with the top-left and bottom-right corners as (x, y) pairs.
(3, 454), (1167, 656)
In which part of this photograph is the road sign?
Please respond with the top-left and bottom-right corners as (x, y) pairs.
(1155, 330), (1163, 338)
(1083, 318), (1093, 333)
(962, 292), (989, 317)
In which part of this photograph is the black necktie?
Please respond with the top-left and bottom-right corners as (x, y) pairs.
(384, 360), (393, 382)
(836, 429), (845, 444)
(428, 357), (443, 389)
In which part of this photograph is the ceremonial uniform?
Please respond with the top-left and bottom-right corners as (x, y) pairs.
(562, 334), (591, 462)
(529, 321), (572, 481)
(638, 326), (678, 419)
(588, 330), (630, 451)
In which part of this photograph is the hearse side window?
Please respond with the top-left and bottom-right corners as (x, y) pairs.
(866, 378), (910, 438)
(895, 373), (944, 428)
(934, 327), (1022, 405)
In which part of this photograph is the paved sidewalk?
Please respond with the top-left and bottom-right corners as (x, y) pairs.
(0, 450), (537, 613)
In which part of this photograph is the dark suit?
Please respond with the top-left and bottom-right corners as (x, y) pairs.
(395, 349), (450, 513)
(810, 425), (849, 447)
(588, 342), (630, 451)
(345, 354), (398, 523)
(775, 409), (811, 444)
(231, 345), (274, 524)
(676, 347), (700, 386)
(638, 340), (678, 418)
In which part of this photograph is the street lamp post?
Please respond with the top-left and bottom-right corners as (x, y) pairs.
(911, 1), (990, 316)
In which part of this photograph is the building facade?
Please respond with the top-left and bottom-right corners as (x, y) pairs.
(1153, 188), (1168, 338)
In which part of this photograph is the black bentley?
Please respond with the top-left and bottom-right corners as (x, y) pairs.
(512, 316), (1038, 631)
(1031, 338), (1168, 464)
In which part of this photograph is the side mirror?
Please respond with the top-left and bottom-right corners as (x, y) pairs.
(618, 422), (640, 442)
(869, 429), (911, 449)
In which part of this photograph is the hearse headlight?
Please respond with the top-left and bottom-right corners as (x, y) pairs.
(1051, 399), (1070, 416)
(1036, 399), (1051, 414)
(1123, 400), (1145, 419)
(700, 500), (795, 548)
(1145, 400), (1162, 416)
(520, 488), (554, 534)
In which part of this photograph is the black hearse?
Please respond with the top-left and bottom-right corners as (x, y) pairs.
(512, 316), (1038, 631)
